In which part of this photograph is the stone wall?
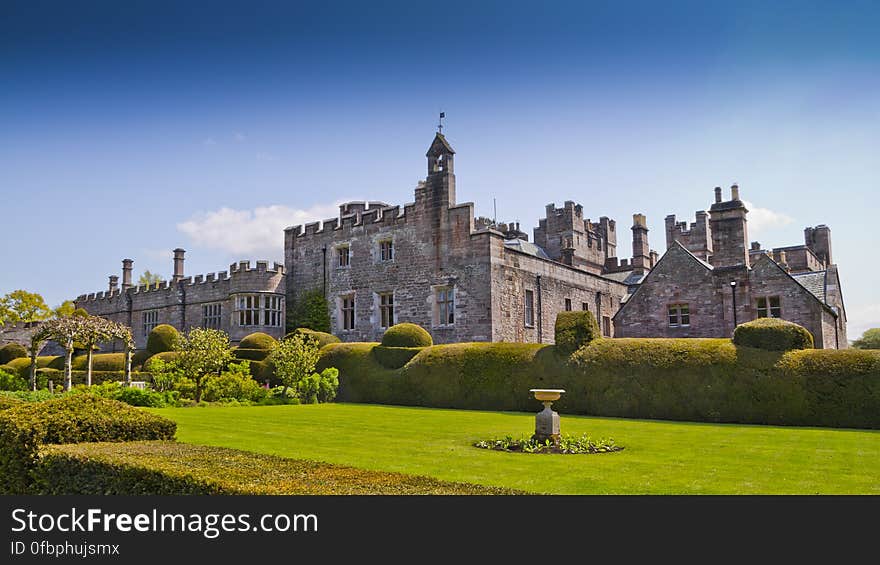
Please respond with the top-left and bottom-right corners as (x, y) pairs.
(75, 261), (285, 349)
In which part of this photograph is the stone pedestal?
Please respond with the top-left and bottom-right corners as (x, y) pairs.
(532, 401), (560, 444)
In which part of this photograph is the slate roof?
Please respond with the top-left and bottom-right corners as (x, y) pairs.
(791, 270), (827, 304)
(604, 270), (647, 286)
(503, 239), (551, 260)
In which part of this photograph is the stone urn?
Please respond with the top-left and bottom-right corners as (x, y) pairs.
(530, 389), (565, 444)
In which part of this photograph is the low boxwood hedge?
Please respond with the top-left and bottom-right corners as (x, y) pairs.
(0, 343), (27, 364)
(733, 318), (814, 351)
(0, 394), (176, 494)
(6, 356), (65, 377)
(0, 395), (23, 411)
(34, 441), (518, 495)
(381, 323), (433, 348)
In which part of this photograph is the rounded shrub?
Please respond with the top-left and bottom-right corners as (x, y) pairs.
(147, 324), (180, 355)
(372, 346), (422, 369)
(554, 311), (601, 357)
(131, 349), (151, 369)
(0, 344), (27, 365)
(71, 353), (127, 372)
(143, 351), (181, 372)
(239, 332), (277, 350)
(290, 328), (341, 349)
(733, 318), (814, 351)
(233, 348), (271, 362)
(381, 323), (433, 348)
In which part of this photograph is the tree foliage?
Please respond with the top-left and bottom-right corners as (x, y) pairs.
(852, 328), (880, 350)
(268, 333), (321, 399)
(173, 328), (233, 403)
(138, 271), (165, 287)
(52, 301), (76, 319)
(0, 290), (51, 325)
(288, 289), (331, 333)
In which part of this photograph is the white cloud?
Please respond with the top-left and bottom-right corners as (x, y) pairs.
(743, 200), (794, 237)
(177, 202), (344, 256)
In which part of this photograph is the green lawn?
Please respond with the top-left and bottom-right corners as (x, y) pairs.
(151, 403), (880, 494)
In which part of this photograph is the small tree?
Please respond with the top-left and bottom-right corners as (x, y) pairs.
(38, 316), (91, 391)
(174, 327), (233, 403)
(28, 324), (53, 391)
(0, 290), (51, 325)
(288, 289), (331, 333)
(52, 300), (76, 319)
(138, 271), (165, 288)
(268, 333), (321, 399)
(852, 328), (880, 350)
(75, 316), (116, 386)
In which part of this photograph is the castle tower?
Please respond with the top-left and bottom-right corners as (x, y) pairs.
(631, 213), (650, 274)
(121, 259), (133, 290)
(173, 248), (186, 283)
(420, 132), (456, 208)
(709, 184), (749, 268)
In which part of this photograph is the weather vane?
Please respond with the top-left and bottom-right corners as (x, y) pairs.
(438, 111), (445, 134)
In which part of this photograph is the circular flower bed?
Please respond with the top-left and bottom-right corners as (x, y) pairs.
(474, 434), (624, 455)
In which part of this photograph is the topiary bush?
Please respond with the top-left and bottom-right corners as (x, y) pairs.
(372, 346), (422, 369)
(239, 332), (278, 350)
(554, 311), (601, 357)
(233, 348), (271, 361)
(290, 328), (341, 349)
(381, 323), (433, 348)
(0, 343), (27, 365)
(0, 394), (177, 493)
(71, 352), (127, 371)
(146, 324), (180, 355)
(131, 349), (151, 369)
(733, 318), (814, 351)
(0, 368), (28, 392)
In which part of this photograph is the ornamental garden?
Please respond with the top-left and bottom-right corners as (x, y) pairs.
(1, 310), (879, 495)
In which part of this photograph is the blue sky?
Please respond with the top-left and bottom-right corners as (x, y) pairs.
(1, 0), (878, 337)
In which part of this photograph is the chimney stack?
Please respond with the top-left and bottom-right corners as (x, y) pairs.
(714, 186), (722, 203)
(631, 213), (650, 274)
(731, 183), (740, 201)
(173, 248), (186, 282)
(778, 250), (790, 272)
(108, 275), (119, 293)
(121, 259), (133, 290)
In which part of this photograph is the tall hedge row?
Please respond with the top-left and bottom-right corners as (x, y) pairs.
(317, 339), (880, 429)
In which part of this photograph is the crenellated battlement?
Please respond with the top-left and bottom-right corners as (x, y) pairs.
(76, 259), (284, 304)
(286, 196), (422, 243)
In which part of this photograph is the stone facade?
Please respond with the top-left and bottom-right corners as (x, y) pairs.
(74, 253), (286, 349)
(615, 186), (847, 348)
(285, 133), (647, 344)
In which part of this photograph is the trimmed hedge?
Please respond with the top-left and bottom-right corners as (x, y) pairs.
(0, 395), (176, 494)
(147, 324), (179, 355)
(71, 352), (127, 371)
(0, 396), (23, 411)
(381, 323), (433, 348)
(291, 328), (341, 348)
(318, 338), (880, 429)
(733, 318), (814, 351)
(6, 356), (64, 378)
(0, 343), (27, 364)
(372, 346), (423, 369)
(233, 347), (271, 362)
(554, 311), (601, 356)
(131, 349), (151, 368)
(34, 441), (519, 495)
(239, 332), (277, 350)
(143, 351), (181, 371)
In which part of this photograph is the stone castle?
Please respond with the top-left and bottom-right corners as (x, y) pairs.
(73, 130), (848, 349)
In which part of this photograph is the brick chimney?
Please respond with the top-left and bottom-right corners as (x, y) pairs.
(631, 213), (650, 274)
(121, 259), (133, 290)
(108, 275), (119, 293)
(173, 248), (186, 282)
(708, 185), (750, 268)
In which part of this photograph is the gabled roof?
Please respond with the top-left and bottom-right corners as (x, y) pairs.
(790, 270), (827, 304)
(604, 270), (648, 286)
(426, 133), (455, 156)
